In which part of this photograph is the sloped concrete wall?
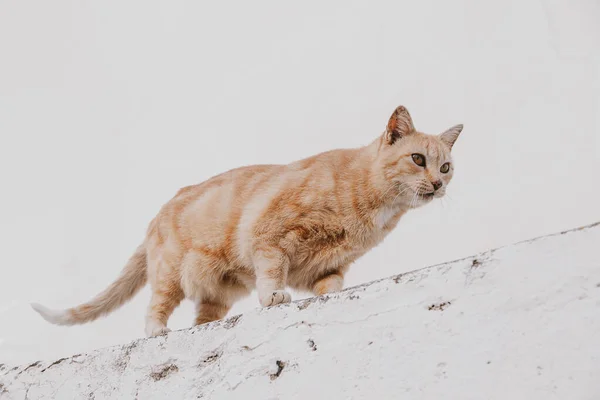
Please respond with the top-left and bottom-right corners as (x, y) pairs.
(1, 222), (599, 400)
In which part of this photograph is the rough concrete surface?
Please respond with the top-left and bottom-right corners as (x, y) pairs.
(1, 222), (599, 399)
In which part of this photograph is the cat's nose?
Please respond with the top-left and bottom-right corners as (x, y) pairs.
(432, 180), (443, 191)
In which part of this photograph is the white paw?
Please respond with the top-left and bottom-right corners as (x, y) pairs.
(149, 327), (171, 337)
(145, 320), (171, 338)
(259, 290), (292, 307)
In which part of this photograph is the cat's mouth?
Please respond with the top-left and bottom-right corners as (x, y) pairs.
(419, 191), (435, 200)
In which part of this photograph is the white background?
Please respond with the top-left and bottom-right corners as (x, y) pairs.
(0, 0), (598, 365)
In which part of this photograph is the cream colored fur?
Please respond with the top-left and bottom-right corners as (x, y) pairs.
(32, 105), (463, 338)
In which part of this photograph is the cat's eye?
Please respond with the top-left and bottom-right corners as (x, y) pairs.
(440, 162), (450, 173)
(411, 153), (425, 167)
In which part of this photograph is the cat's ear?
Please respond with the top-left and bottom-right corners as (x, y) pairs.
(385, 105), (415, 145)
(438, 124), (463, 150)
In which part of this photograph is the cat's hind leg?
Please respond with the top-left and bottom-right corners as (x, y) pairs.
(193, 272), (251, 326)
(144, 266), (184, 338)
(194, 300), (230, 326)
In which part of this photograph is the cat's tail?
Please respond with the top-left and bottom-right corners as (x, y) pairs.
(31, 244), (148, 326)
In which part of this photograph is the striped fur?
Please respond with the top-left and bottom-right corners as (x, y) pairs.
(32, 105), (463, 337)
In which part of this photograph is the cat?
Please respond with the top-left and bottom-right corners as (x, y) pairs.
(31, 105), (463, 337)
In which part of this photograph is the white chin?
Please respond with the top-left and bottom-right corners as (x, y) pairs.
(408, 197), (432, 208)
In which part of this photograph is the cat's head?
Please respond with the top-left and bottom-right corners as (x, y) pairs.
(377, 105), (463, 209)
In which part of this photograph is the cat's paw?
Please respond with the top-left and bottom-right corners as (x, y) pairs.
(149, 327), (171, 337)
(259, 290), (292, 307)
(145, 321), (171, 338)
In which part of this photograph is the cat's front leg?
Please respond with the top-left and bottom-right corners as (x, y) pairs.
(312, 272), (344, 296)
(252, 246), (292, 307)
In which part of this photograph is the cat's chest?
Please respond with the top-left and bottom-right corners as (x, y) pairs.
(331, 207), (404, 253)
(289, 206), (404, 262)
(373, 206), (404, 230)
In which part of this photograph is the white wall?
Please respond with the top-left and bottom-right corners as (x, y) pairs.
(2, 222), (599, 399)
(0, 0), (599, 364)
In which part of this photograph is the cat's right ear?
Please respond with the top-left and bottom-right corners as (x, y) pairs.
(385, 105), (415, 145)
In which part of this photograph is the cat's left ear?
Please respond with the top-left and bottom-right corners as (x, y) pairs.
(439, 124), (463, 150)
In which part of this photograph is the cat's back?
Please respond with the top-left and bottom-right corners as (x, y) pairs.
(176, 163), (282, 200)
(149, 164), (282, 249)
(149, 148), (357, 253)
(165, 146), (354, 216)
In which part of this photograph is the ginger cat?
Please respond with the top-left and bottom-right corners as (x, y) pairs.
(32, 105), (463, 337)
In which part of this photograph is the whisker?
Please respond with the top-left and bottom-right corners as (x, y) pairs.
(391, 185), (412, 204)
(382, 181), (413, 206)
(378, 183), (397, 203)
(391, 186), (412, 205)
(409, 190), (418, 209)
